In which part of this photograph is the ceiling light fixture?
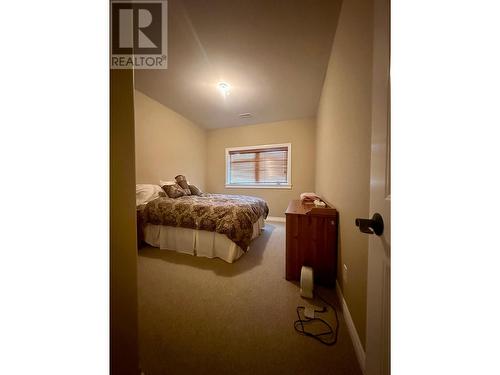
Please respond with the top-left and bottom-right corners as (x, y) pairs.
(217, 82), (231, 96)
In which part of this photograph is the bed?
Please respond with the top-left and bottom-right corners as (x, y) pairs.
(137, 191), (269, 263)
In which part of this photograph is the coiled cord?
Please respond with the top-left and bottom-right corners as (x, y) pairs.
(293, 292), (339, 346)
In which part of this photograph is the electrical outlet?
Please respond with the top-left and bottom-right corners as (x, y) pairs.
(343, 264), (348, 284)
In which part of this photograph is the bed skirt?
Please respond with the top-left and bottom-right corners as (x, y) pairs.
(142, 216), (265, 263)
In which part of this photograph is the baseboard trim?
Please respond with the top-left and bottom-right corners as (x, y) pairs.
(336, 281), (366, 374)
(266, 216), (286, 223)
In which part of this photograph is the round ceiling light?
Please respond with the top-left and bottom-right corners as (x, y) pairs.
(217, 82), (231, 96)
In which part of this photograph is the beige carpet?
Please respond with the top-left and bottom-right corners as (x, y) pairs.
(138, 222), (362, 375)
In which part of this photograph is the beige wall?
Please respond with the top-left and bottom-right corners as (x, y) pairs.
(134, 90), (207, 189)
(110, 69), (139, 374)
(206, 118), (316, 217)
(315, 0), (374, 347)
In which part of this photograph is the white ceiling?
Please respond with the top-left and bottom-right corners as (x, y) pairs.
(134, 0), (341, 129)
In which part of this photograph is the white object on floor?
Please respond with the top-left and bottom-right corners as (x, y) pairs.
(304, 306), (315, 319)
(143, 216), (265, 263)
(300, 266), (314, 299)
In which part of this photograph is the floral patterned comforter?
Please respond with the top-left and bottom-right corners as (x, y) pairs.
(138, 194), (269, 250)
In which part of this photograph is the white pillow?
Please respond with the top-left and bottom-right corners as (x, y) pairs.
(160, 180), (191, 186)
(136, 184), (165, 206)
(159, 180), (176, 187)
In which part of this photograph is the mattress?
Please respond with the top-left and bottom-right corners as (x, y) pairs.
(142, 216), (266, 263)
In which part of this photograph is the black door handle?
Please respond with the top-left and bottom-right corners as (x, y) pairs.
(355, 213), (384, 236)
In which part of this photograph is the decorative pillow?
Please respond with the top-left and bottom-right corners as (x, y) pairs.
(189, 184), (203, 196)
(175, 175), (191, 195)
(159, 180), (176, 187)
(161, 183), (186, 199)
(136, 184), (166, 206)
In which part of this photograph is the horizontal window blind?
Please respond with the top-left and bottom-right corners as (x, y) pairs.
(228, 146), (289, 185)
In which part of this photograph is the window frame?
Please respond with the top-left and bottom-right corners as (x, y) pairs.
(225, 143), (292, 189)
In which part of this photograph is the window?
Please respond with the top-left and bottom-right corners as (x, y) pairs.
(225, 143), (291, 189)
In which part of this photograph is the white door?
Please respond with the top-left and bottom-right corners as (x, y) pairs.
(364, 0), (390, 373)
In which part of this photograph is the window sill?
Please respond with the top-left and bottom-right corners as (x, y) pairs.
(225, 184), (292, 190)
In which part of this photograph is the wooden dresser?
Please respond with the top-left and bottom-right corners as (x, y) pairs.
(285, 199), (338, 286)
